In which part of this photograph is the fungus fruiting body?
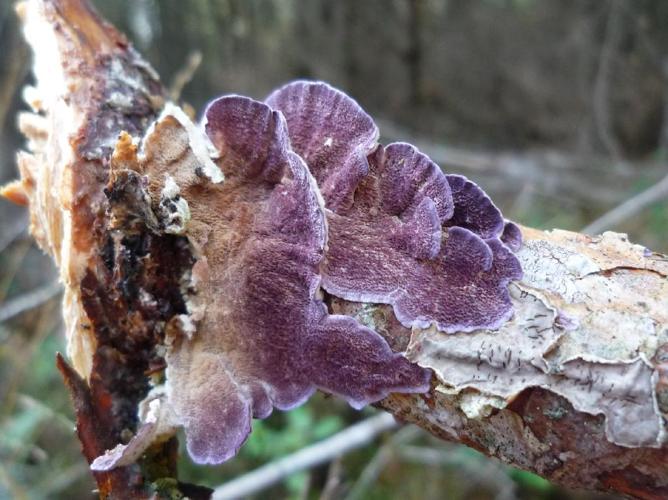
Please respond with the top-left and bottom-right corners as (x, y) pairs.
(268, 81), (523, 332)
(93, 81), (523, 468)
(96, 96), (433, 467)
(501, 220), (523, 252)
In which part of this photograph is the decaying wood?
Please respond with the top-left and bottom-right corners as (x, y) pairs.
(2, 0), (666, 498)
(4, 1), (207, 498)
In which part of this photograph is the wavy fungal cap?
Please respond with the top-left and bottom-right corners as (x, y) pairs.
(268, 80), (523, 333)
(93, 81), (522, 468)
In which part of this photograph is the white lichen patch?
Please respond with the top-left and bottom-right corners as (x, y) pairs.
(517, 227), (668, 365)
(564, 271), (666, 358)
(458, 391), (507, 419)
(555, 307), (657, 363)
(166, 103), (224, 183)
(518, 238), (599, 302)
(590, 231), (668, 275)
(159, 175), (190, 234)
(407, 283), (664, 448)
(91, 390), (177, 471)
(408, 283), (564, 395)
(555, 356), (660, 447)
(522, 229), (668, 280)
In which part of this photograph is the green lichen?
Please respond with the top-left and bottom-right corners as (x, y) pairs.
(543, 406), (568, 420)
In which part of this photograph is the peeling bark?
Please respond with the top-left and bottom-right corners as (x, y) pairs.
(372, 228), (668, 498)
(3, 1), (667, 498)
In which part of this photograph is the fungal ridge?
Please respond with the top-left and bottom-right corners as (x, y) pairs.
(268, 80), (523, 333)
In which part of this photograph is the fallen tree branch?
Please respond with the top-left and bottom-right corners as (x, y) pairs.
(0, 280), (61, 323)
(1, 1), (666, 499)
(371, 227), (668, 498)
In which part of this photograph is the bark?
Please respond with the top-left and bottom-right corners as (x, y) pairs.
(2, 1), (667, 499)
(372, 227), (668, 498)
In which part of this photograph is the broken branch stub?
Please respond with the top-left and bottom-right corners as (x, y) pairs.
(2, 0), (667, 498)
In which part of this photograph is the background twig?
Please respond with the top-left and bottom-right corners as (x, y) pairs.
(582, 172), (668, 234)
(212, 413), (398, 500)
(0, 281), (62, 323)
(592, 0), (625, 161)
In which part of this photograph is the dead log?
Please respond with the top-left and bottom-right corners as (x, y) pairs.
(2, 1), (666, 498)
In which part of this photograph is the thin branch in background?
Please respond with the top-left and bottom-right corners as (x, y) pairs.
(0, 462), (27, 500)
(510, 182), (535, 217)
(0, 281), (62, 323)
(0, 22), (29, 134)
(169, 50), (203, 102)
(0, 236), (35, 305)
(592, 0), (625, 161)
(582, 172), (668, 234)
(632, 13), (668, 155)
(319, 455), (345, 500)
(33, 461), (90, 499)
(16, 393), (75, 431)
(344, 449), (393, 500)
(212, 412), (398, 500)
(127, 0), (157, 49)
(0, 218), (27, 255)
(398, 446), (517, 500)
(660, 57), (668, 154)
(0, 295), (61, 462)
(344, 425), (422, 500)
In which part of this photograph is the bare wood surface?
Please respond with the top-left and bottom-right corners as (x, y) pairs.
(3, 1), (667, 498)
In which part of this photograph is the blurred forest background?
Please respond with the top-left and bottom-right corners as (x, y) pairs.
(1, 0), (667, 498)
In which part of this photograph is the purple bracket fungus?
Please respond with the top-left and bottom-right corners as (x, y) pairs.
(93, 81), (524, 469)
(97, 96), (431, 466)
(267, 81), (523, 333)
(266, 80), (379, 212)
(501, 220), (523, 252)
(444, 174), (504, 239)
